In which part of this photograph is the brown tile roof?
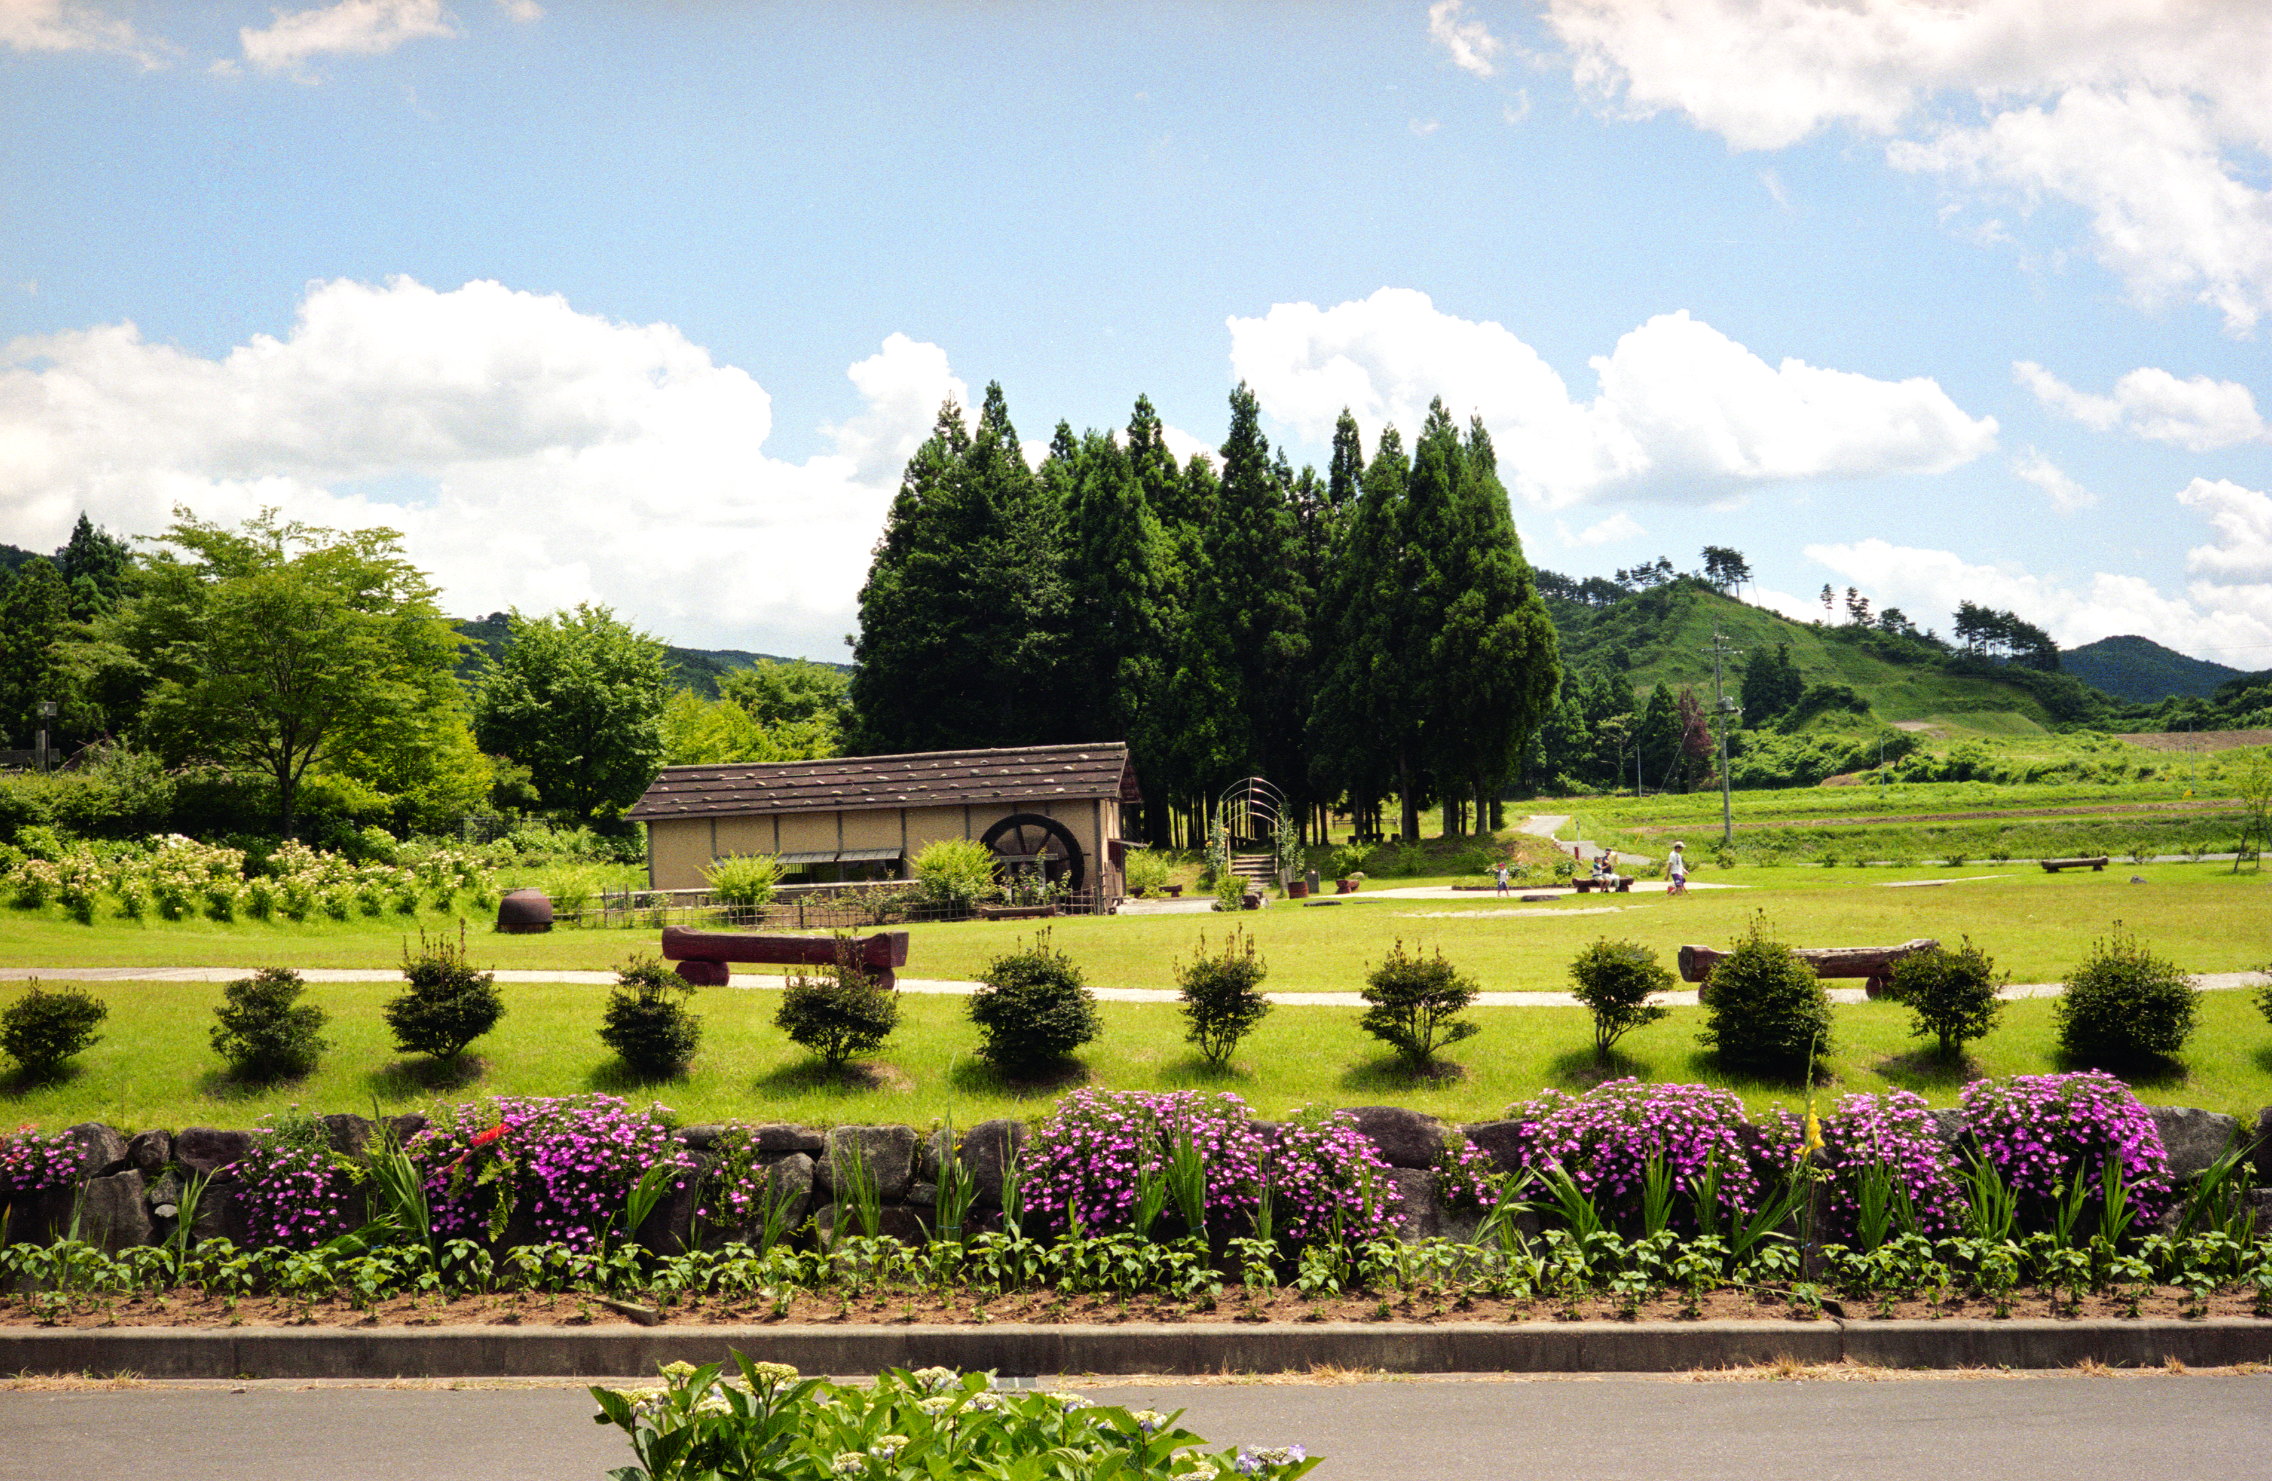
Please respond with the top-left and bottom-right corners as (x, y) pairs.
(628, 742), (1141, 821)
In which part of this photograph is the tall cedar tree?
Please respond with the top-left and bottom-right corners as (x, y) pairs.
(1191, 386), (1314, 822)
(1061, 430), (1172, 780)
(849, 386), (1072, 753)
(1313, 427), (1426, 839)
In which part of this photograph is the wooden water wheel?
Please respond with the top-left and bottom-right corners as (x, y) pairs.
(979, 812), (1085, 891)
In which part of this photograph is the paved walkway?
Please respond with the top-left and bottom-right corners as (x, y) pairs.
(2, 1373), (2265, 1481)
(5, 964), (2263, 1007)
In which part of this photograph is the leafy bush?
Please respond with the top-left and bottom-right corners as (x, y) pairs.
(1567, 939), (1671, 1059)
(1176, 929), (1270, 1067)
(1328, 842), (1372, 878)
(0, 982), (107, 1079)
(385, 928), (506, 1061)
(1696, 916), (1831, 1079)
(210, 967), (330, 1080)
(702, 852), (781, 907)
(1887, 939), (2003, 1058)
(2055, 925), (2198, 1066)
(1210, 870), (1246, 912)
(600, 957), (703, 1078)
(775, 947), (900, 1066)
(1358, 941), (1479, 1071)
(968, 930), (1100, 1075)
(912, 838), (998, 911)
(1122, 848), (1172, 897)
(1961, 1071), (2175, 1228)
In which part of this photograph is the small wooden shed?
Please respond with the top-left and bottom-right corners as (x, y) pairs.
(628, 742), (1144, 897)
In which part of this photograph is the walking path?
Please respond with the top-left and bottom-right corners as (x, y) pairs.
(6, 964), (2262, 1007)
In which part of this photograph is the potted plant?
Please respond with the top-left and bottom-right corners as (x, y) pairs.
(1330, 842), (1373, 894)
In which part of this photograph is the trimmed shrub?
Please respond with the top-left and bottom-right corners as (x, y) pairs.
(1567, 939), (1671, 1059)
(1176, 929), (1271, 1067)
(703, 852), (781, 907)
(912, 838), (998, 911)
(0, 982), (107, 1079)
(1696, 916), (1831, 1079)
(775, 946), (900, 1066)
(599, 957), (702, 1078)
(1358, 941), (1479, 1071)
(2055, 924), (2198, 1067)
(1122, 848), (1172, 897)
(1887, 939), (2004, 1058)
(385, 928), (506, 1061)
(210, 967), (329, 1080)
(968, 930), (1100, 1075)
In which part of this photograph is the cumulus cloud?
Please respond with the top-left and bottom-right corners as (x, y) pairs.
(0, 0), (157, 62)
(1427, 0), (1507, 78)
(2017, 360), (2265, 451)
(2012, 448), (2095, 514)
(1228, 287), (1994, 509)
(1555, 511), (1645, 546)
(0, 276), (954, 657)
(240, 0), (456, 75)
(1540, 0), (2272, 331)
(496, 0), (542, 19)
(1805, 478), (2272, 659)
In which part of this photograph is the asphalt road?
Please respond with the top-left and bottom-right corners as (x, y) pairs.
(2, 1374), (2267, 1481)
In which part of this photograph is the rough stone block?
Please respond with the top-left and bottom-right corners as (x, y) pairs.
(1458, 1119), (1529, 1174)
(811, 1202), (928, 1245)
(2149, 1106), (2242, 1180)
(827, 1125), (918, 1201)
(173, 1127), (252, 1178)
(65, 1122), (129, 1178)
(1384, 1166), (1446, 1241)
(126, 1129), (172, 1177)
(634, 1152), (712, 1256)
(319, 1114), (374, 1157)
(1344, 1106), (1447, 1168)
(750, 1123), (826, 1156)
(2255, 1108), (2272, 1182)
(81, 1170), (152, 1251)
(1925, 1108), (1969, 1150)
(958, 1119), (1028, 1208)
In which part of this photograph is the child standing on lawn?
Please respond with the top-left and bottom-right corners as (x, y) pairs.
(1667, 841), (1688, 896)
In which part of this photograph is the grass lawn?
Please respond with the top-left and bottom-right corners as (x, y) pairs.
(1, 862), (2263, 992)
(6, 973), (2272, 1132)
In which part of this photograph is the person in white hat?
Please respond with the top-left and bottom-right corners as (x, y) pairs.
(1667, 841), (1688, 896)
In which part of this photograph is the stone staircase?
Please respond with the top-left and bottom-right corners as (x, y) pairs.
(1228, 852), (1276, 883)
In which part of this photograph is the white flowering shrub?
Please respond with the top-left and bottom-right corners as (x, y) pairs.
(0, 832), (498, 927)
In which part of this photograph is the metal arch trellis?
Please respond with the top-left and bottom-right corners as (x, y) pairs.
(1215, 776), (1286, 849)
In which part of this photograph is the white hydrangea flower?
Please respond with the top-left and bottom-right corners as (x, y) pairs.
(831, 1452), (866, 1476)
(1039, 1391), (1092, 1412)
(910, 1366), (959, 1392)
(1132, 1410), (1169, 1434)
(870, 1435), (910, 1462)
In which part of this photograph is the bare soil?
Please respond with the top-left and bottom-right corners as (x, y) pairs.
(4, 1285), (2265, 1330)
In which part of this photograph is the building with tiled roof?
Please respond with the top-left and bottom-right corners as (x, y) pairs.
(628, 742), (1143, 895)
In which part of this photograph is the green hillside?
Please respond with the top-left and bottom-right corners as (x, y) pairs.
(451, 613), (846, 696)
(2060, 633), (2237, 702)
(1543, 577), (2082, 732)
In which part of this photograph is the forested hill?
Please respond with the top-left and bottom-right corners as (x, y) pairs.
(2059, 634), (2238, 703)
(450, 614), (848, 696)
(1535, 575), (2109, 731)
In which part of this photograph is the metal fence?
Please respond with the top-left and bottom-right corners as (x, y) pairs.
(568, 881), (1112, 932)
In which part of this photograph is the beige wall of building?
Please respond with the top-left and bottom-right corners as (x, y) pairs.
(645, 798), (1127, 896)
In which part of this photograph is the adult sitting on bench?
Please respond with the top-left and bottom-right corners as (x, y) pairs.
(1573, 850), (1633, 893)
(1679, 937), (1938, 999)
(661, 925), (909, 988)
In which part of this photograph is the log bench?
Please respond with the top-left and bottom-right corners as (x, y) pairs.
(2039, 856), (2110, 873)
(1573, 876), (1635, 893)
(660, 925), (909, 988)
(1678, 937), (1938, 999)
(976, 903), (1059, 921)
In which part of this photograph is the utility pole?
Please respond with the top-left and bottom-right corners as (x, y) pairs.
(1704, 632), (1743, 847)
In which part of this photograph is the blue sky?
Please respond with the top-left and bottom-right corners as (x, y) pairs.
(3, 0), (2269, 665)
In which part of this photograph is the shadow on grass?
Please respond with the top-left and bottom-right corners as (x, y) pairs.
(1154, 1056), (1256, 1089)
(193, 1064), (317, 1102)
(2050, 1048), (2191, 1090)
(1873, 1047), (1983, 1092)
(0, 1061), (84, 1099)
(753, 1058), (915, 1098)
(947, 1055), (1091, 1100)
(364, 1055), (489, 1098)
(1545, 1046), (1647, 1091)
(583, 1057), (694, 1095)
(1338, 1054), (1467, 1093)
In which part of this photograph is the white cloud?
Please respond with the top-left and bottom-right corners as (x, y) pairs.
(2012, 448), (2095, 514)
(1555, 511), (1645, 546)
(1427, 0), (1506, 79)
(1228, 287), (1994, 509)
(1805, 477), (2272, 659)
(240, 0), (456, 75)
(0, 276), (952, 657)
(1541, 0), (2272, 331)
(0, 0), (156, 61)
(496, 0), (541, 20)
(2017, 359), (2265, 451)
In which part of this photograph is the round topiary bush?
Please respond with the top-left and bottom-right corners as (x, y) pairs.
(599, 957), (703, 1078)
(211, 966), (330, 1081)
(1696, 916), (1831, 1079)
(0, 982), (107, 1080)
(775, 949), (900, 1067)
(1887, 938), (2003, 1059)
(1567, 938), (1672, 1060)
(1358, 941), (1480, 1072)
(384, 928), (506, 1062)
(2055, 924), (2198, 1067)
(1176, 928), (1271, 1067)
(969, 930), (1099, 1076)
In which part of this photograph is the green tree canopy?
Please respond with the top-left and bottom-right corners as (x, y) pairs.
(471, 603), (670, 819)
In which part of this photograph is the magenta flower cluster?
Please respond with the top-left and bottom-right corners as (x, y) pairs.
(1433, 1133), (1501, 1212)
(413, 1095), (693, 1250)
(1023, 1089), (1268, 1236)
(1772, 1089), (1968, 1239)
(0, 1125), (79, 1197)
(231, 1126), (355, 1250)
(1960, 1070), (2174, 1225)
(1261, 1113), (1404, 1244)
(1515, 1079), (1763, 1225)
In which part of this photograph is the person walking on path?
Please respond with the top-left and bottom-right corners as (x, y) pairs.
(1492, 862), (1510, 895)
(1667, 841), (1688, 896)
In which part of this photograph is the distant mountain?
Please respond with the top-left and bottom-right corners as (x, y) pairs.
(450, 614), (848, 696)
(2059, 634), (2238, 703)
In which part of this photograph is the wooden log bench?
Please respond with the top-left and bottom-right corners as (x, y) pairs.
(1573, 876), (1635, 893)
(660, 925), (909, 988)
(2039, 856), (2111, 873)
(976, 903), (1059, 921)
(1678, 937), (1938, 999)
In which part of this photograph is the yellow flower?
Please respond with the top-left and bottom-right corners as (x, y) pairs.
(1803, 1107), (1824, 1155)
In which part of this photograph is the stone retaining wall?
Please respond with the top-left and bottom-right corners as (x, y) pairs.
(7, 1102), (2269, 1257)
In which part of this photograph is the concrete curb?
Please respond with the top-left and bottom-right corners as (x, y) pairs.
(4, 1320), (2269, 1379)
